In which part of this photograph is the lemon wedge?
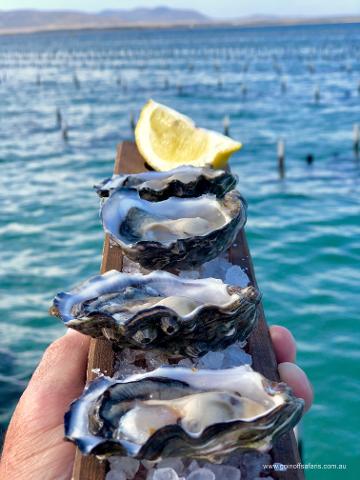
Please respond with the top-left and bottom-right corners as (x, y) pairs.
(135, 100), (242, 171)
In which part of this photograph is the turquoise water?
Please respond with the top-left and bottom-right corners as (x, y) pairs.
(0, 24), (359, 478)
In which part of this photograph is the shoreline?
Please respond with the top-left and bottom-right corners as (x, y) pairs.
(0, 16), (359, 37)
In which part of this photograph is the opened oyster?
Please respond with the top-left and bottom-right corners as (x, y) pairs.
(65, 365), (304, 460)
(95, 166), (237, 201)
(101, 189), (246, 270)
(50, 270), (260, 357)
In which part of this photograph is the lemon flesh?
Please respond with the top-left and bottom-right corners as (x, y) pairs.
(135, 100), (242, 171)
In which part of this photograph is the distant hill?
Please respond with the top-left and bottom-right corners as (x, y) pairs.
(0, 7), (209, 34)
(98, 7), (208, 23)
(0, 7), (359, 35)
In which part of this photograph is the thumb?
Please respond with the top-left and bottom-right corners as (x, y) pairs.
(0, 330), (90, 480)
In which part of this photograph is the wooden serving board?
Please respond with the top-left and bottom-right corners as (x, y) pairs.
(72, 141), (304, 480)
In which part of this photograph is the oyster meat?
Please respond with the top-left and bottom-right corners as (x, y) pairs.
(101, 189), (246, 269)
(65, 365), (304, 460)
(95, 166), (237, 201)
(50, 270), (260, 357)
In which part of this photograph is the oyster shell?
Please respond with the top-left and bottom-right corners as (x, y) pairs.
(101, 189), (246, 270)
(50, 270), (260, 357)
(65, 365), (304, 460)
(95, 166), (237, 201)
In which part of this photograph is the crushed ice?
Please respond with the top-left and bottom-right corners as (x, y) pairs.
(106, 453), (272, 479)
(109, 252), (269, 480)
(200, 256), (250, 287)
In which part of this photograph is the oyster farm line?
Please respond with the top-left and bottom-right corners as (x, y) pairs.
(50, 102), (304, 479)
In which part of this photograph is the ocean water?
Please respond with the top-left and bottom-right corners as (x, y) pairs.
(0, 24), (359, 478)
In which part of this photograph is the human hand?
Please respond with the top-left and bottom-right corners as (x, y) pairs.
(0, 330), (90, 480)
(0, 326), (312, 480)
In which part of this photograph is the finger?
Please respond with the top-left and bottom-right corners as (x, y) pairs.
(0, 331), (90, 479)
(24, 329), (91, 427)
(270, 325), (296, 363)
(278, 362), (314, 412)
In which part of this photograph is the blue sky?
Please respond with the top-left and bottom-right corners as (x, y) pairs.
(0, 0), (359, 18)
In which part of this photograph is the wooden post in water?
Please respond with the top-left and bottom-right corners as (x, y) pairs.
(130, 112), (136, 137)
(353, 123), (359, 157)
(62, 122), (69, 142)
(73, 72), (80, 89)
(223, 115), (230, 136)
(277, 139), (286, 179)
(314, 85), (320, 103)
(56, 108), (62, 129)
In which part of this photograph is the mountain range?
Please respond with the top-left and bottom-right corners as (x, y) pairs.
(0, 7), (208, 33)
(0, 7), (359, 35)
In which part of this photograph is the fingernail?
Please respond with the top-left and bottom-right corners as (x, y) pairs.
(279, 362), (306, 382)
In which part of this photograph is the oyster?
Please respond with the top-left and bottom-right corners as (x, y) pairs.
(50, 270), (260, 357)
(95, 166), (237, 201)
(65, 365), (304, 460)
(101, 189), (246, 270)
